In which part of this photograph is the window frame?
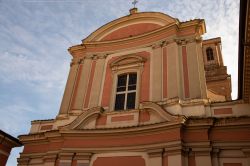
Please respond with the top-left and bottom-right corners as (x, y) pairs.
(109, 54), (146, 112)
(114, 72), (138, 111)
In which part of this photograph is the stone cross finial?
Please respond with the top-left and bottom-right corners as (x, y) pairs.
(132, 0), (138, 8)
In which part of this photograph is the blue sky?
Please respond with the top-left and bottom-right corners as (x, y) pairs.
(0, 0), (239, 165)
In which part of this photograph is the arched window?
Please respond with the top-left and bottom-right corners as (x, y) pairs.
(114, 73), (137, 111)
(206, 47), (214, 61)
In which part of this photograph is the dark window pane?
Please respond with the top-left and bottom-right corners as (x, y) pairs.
(117, 86), (126, 92)
(128, 85), (136, 90)
(206, 47), (214, 61)
(126, 92), (136, 109)
(115, 94), (125, 110)
(129, 73), (137, 85)
(117, 74), (127, 87)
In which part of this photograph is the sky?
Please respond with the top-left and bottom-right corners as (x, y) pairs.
(0, 0), (239, 165)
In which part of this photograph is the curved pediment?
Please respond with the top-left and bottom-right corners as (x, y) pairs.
(83, 12), (178, 42)
(110, 54), (147, 68)
(61, 102), (182, 130)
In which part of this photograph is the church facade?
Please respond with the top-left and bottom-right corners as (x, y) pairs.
(18, 7), (250, 166)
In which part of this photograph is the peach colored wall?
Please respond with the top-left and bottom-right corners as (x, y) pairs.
(182, 46), (190, 98)
(96, 115), (107, 126)
(223, 163), (242, 166)
(84, 60), (97, 108)
(210, 129), (250, 141)
(214, 108), (233, 115)
(139, 110), (150, 123)
(111, 115), (134, 122)
(23, 129), (180, 153)
(102, 23), (161, 41)
(40, 125), (53, 130)
(183, 130), (209, 142)
(93, 156), (145, 166)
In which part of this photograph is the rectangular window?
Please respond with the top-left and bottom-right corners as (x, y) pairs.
(114, 73), (137, 111)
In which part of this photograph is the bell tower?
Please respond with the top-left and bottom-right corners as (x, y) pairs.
(202, 37), (231, 101)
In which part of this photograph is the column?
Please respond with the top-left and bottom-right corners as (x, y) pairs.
(151, 44), (163, 101)
(166, 42), (180, 99)
(58, 152), (74, 166)
(71, 58), (92, 112)
(43, 154), (58, 166)
(58, 58), (81, 117)
(186, 41), (206, 99)
(148, 149), (163, 166)
(211, 149), (220, 166)
(89, 56), (106, 108)
(17, 156), (30, 166)
(243, 149), (250, 166)
(74, 153), (92, 166)
(165, 147), (185, 166)
(193, 148), (212, 166)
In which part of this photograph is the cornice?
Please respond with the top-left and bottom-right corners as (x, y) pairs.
(19, 120), (184, 143)
(67, 19), (205, 58)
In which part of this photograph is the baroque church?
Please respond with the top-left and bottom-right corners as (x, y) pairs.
(17, 4), (250, 166)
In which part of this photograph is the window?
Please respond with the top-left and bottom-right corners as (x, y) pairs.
(206, 47), (214, 61)
(114, 73), (137, 111)
(109, 54), (146, 111)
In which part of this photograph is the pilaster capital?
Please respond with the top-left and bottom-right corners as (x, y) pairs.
(152, 42), (162, 49)
(70, 58), (84, 66)
(211, 148), (220, 157)
(148, 149), (163, 158)
(242, 149), (250, 157)
(59, 152), (75, 160)
(164, 146), (183, 155)
(195, 36), (203, 43)
(43, 153), (58, 163)
(175, 36), (201, 45)
(175, 38), (187, 45)
(192, 147), (212, 156)
(74, 152), (92, 160)
(17, 157), (30, 165)
(85, 53), (108, 60)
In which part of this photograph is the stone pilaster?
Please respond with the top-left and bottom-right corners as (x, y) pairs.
(193, 148), (212, 166)
(148, 149), (163, 166)
(58, 58), (82, 117)
(151, 43), (163, 101)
